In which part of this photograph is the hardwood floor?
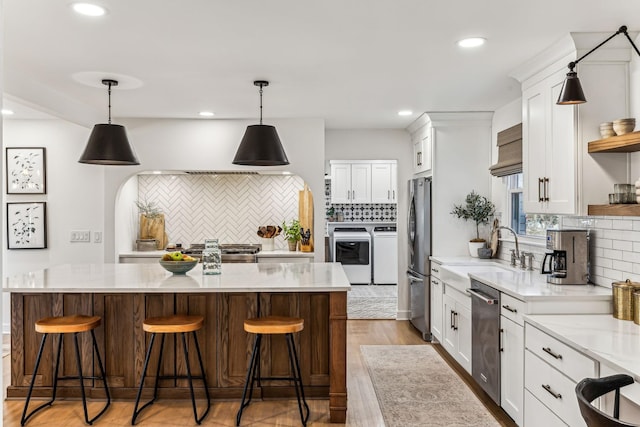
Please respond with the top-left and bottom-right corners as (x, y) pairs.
(3, 321), (516, 426)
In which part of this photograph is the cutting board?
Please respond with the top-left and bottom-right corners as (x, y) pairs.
(299, 184), (314, 252)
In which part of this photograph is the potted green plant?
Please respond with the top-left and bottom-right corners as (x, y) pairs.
(282, 219), (302, 251)
(451, 191), (496, 257)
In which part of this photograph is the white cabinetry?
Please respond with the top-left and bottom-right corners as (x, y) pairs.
(524, 323), (596, 427)
(371, 162), (398, 203)
(521, 68), (576, 214)
(500, 293), (525, 426)
(412, 127), (433, 175)
(330, 160), (397, 204)
(442, 285), (471, 374)
(599, 363), (640, 424)
(430, 262), (443, 343)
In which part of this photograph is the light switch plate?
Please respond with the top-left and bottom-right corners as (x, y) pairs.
(94, 231), (102, 243)
(70, 230), (90, 242)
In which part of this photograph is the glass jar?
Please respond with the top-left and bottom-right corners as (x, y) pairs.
(202, 238), (221, 275)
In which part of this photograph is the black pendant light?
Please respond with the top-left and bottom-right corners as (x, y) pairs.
(557, 25), (640, 105)
(79, 79), (140, 165)
(232, 80), (289, 166)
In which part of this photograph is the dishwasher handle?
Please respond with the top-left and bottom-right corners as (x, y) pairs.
(466, 288), (498, 305)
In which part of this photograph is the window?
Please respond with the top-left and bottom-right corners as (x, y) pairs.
(505, 173), (559, 237)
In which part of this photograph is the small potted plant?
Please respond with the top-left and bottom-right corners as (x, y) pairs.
(451, 191), (496, 257)
(282, 219), (301, 251)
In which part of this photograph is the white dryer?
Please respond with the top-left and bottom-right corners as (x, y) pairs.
(372, 226), (397, 284)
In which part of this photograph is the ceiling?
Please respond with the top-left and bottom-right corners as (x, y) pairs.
(3, 1), (640, 129)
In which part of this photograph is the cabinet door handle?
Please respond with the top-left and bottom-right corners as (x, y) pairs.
(453, 311), (458, 331)
(450, 310), (455, 329)
(392, 190), (395, 200)
(352, 190), (355, 200)
(542, 384), (562, 399)
(417, 151), (422, 166)
(432, 280), (438, 285)
(499, 328), (504, 352)
(388, 190), (391, 200)
(502, 304), (517, 313)
(544, 177), (550, 202)
(538, 178), (544, 202)
(542, 346), (563, 360)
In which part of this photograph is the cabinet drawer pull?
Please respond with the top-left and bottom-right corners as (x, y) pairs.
(502, 304), (517, 313)
(432, 280), (438, 285)
(538, 178), (544, 202)
(542, 384), (562, 399)
(543, 177), (550, 202)
(388, 190), (391, 199)
(542, 346), (563, 360)
(392, 190), (395, 200)
(432, 268), (439, 273)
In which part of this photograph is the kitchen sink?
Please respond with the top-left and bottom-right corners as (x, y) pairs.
(440, 263), (517, 294)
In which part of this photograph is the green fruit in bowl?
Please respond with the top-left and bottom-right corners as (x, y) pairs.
(170, 251), (183, 261)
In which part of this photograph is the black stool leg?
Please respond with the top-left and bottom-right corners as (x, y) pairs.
(191, 330), (211, 423)
(236, 333), (261, 426)
(72, 332), (92, 425)
(21, 333), (52, 426)
(132, 332), (158, 425)
(87, 329), (110, 424)
(181, 332), (210, 424)
(286, 333), (310, 426)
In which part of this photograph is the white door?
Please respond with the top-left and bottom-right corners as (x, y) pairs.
(430, 276), (443, 342)
(371, 163), (392, 203)
(522, 82), (547, 213)
(331, 163), (351, 203)
(456, 303), (472, 374)
(442, 294), (456, 356)
(501, 316), (524, 426)
(350, 163), (372, 203)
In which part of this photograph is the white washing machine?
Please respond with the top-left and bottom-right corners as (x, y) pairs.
(372, 226), (397, 284)
(332, 227), (371, 284)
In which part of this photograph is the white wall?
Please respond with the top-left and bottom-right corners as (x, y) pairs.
(325, 129), (412, 319)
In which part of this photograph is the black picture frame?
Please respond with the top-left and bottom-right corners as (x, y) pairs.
(7, 202), (47, 249)
(6, 147), (47, 194)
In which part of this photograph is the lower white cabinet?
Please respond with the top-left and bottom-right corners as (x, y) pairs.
(430, 275), (443, 343)
(442, 285), (471, 374)
(501, 315), (524, 426)
(524, 390), (567, 427)
(599, 363), (640, 424)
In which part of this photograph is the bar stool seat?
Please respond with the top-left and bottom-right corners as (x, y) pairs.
(236, 316), (309, 426)
(132, 315), (210, 425)
(21, 315), (110, 426)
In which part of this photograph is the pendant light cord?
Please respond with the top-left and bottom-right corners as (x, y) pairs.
(258, 83), (264, 125)
(107, 81), (112, 125)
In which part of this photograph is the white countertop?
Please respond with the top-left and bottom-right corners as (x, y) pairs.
(119, 250), (314, 258)
(434, 256), (611, 302)
(525, 314), (640, 383)
(3, 262), (351, 293)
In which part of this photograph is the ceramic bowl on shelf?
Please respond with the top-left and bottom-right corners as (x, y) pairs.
(159, 259), (198, 274)
(613, 118), (636, 135)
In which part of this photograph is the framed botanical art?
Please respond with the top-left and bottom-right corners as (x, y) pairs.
(7, 202), (47, 249)
(6, 147), (47, 194)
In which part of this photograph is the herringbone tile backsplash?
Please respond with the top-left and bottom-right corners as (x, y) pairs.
(139, 174), (305, 249)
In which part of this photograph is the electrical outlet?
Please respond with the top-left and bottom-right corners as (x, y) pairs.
(94, 231), (102, 243)
(70, 230), (90, 242)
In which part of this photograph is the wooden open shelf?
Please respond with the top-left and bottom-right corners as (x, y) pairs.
(588, 204), (640, 216)
(588, 130), (640, 153)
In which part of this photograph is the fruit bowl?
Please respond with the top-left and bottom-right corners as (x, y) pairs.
(159, 259), (198, 275)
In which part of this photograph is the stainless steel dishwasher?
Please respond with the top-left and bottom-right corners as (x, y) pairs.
(467, 278), (501, 404)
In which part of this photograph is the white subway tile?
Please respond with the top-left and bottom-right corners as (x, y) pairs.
(594, 247), (604, 257)
(618, 230), (640, 242)
(603, 229), (625, 240)
(634, 242), (640, 252)
(612, 260), (633, 273)
(603, 268), (624, 281)
(602, 249), (623, 259)
(592, 219), (613, 229)
(633, 219), (640, 231)
(593, 257), (612, 269)
(592, 265), (604, 277)
(612, 240), (633, 251)
(611, 219), (633, 230)
(622, 251), (640, 263)
(633, 263), (640, 274)
(595, 238), (613, 249)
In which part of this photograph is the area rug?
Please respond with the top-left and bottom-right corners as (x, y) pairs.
(348, 285), (396, 319)
(361, 345), (501, 427)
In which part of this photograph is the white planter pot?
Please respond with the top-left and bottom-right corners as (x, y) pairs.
(468, 241), (486, 258)
(260, 237), (275, 251)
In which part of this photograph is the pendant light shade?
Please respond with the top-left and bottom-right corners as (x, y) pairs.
(556, 71), (586, 105)
(233, 80), (289, 166)
(79, 79), (140, 165)
(557, 25), (640, 105)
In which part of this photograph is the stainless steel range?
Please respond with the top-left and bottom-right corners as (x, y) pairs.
(181, 243), (261, 263)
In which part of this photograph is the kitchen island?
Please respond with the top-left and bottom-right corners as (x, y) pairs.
(4, 262), (350, 423)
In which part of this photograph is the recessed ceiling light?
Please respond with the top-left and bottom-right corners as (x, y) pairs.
(71, 3), (107, 17)
(457, 37), (486, 48)
(199, 111), (215, 117)
(398, 110), (413, 116)
(1, 109), (15, 115)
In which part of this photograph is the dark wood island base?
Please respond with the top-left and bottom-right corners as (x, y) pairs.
(9, 291), (348, 422)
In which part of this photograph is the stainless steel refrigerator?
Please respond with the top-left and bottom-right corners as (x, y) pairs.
(407, 177), (432, 341)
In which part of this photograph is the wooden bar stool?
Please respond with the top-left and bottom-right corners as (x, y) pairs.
(21, 315), (110, 426)
(236, 316), (310, 426)
(132, 315), (210, 425)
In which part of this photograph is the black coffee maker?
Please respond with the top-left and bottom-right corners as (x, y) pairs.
(540, 230), (588, 285)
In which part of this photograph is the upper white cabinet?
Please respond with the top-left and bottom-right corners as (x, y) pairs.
(511, 32), (632, 215)
(521, 67), (576, 214)
(411, 125), (433, 175)
(371, 162), (398, 203)
(330, 160), (397, 204)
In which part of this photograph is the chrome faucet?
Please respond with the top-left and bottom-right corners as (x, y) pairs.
(499, 226), (520, 264)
